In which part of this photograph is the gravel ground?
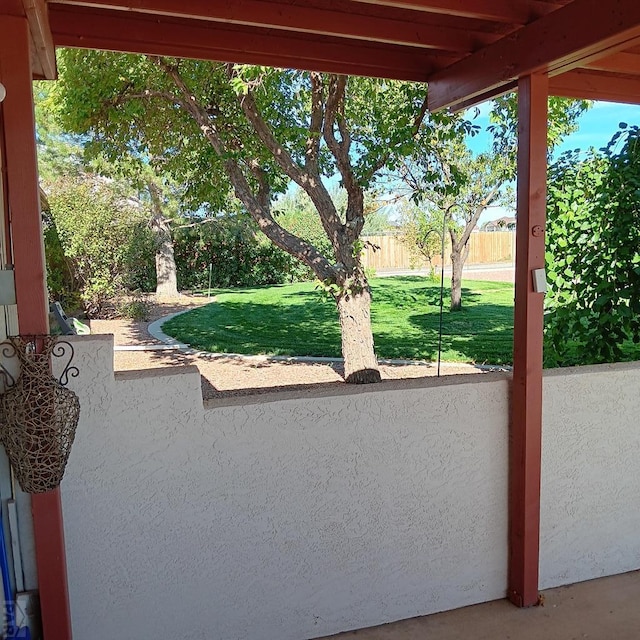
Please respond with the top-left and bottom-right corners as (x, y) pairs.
(90, 285), (501, 400)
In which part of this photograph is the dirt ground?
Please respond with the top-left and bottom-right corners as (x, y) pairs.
(90, 288), (498, 400)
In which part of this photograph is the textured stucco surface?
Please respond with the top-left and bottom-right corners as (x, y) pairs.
(60, 336), (509, 640)
(540, 362), (640, 589)
(59, 336), (640, 639)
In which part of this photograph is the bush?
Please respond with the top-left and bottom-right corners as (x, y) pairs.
(45, 177), (155, 316)
(117, 291), (152, 321)
(544, 125), (640, 366)
(174, 216), (312, 290)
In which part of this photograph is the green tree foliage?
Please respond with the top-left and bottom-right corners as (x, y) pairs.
(400, 95), (589, 310)
(45, 177), (155, 315)
(398, 200), (449, 274)
(488, 95), (590, 159)
(34, 81), (85, 184)
(36, 79), (183, 298)
(545, 124), (640, 366)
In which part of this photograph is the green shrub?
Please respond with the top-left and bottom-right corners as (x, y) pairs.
(545, 125), (640, 366)
(45, 177), (155, 316)
(174, 215), (313, 290)
(117, 291), (152, 321)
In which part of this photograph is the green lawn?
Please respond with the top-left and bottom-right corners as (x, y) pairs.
(164, 276), (515, 364)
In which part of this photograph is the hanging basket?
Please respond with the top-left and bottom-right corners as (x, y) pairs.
(0, 336), (80, 494)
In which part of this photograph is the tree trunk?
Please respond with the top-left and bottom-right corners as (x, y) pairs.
(152, 216), (178, 298)
(450, 248), (463, 311)
(336, 287), (381, 384)
(148, 183), (179, 298)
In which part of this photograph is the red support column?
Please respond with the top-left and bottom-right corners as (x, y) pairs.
(508, 73), (548, 608)
(0, 14), (73, 640)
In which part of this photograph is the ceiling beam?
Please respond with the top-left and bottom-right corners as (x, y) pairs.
(347, 0), (561, 24)
(49, 5), (451, 81)
(550, 69), (640, 105)
(446, 81), (517, 113)
(584, 52), (640, 75)
(23, 0), (57, 79)
(49, 0), (495, 52)
(0, 0), (25, 16)
(428, 0), (640, 111)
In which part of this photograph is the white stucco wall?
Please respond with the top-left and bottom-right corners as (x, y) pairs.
(60, 336), (509, 640)
(540, 362), (640, 589)
(59, 336), (640, 639)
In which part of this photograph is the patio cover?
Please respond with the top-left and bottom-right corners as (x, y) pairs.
(1, 1), (639, 639)
(18, 0), (640, 108)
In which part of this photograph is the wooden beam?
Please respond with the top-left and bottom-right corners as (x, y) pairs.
(347, 0), (561, 24)
(584, 52), (640, 75)
(428, 0), (640, 111)
(0, 14), (72, 640)
(50, 0), (498, 53)
(23, 0), (57, 79)
(445, 81), (517, 113)
(550, 69), (640, 105)
(31, 491), (73, 640)
(0, 18), (48, 333)
(509, 73), (547, 609)
(50, 4), (453, 81)
(0, 0), (25, 16)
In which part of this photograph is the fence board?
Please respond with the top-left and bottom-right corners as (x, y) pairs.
(362, 231), (515, 271)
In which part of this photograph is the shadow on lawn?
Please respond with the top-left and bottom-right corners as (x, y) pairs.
(161, 282), (514, 364)
(405, 302), (514, 365)
(163, 297), (343, 357)
(371, 280), (483, 309)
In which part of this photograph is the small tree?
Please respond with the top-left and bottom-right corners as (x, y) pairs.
(398, 139), (508, 310)
(398, 95), (589, 310)
(398, 200), (447, 275)
(545, 124), (640, 366)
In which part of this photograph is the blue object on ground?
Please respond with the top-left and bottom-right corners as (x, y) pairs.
(0, 517), (30, 638)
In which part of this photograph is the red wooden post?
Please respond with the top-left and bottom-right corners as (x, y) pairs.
(0, 14), (73, 640)
(508, 73), (548, 608)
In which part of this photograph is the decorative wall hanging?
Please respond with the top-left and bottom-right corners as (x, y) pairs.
(0, 336), (80, 494)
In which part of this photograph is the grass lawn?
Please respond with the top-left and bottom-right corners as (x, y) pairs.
(163, 276), (515, 365)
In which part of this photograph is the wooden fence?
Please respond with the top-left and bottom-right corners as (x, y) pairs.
(361, 231), (516, 271)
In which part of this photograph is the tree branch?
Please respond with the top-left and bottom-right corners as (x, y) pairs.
(323, 75), (364, 240)
(229, 68), (343, 252)
(152, 56), (336, 281)
(231, 71), (305, 186)
(174, 218), (220, 229)
(363, 90), (431, 182)
(305, 73), (324, 175)
(459, 185), (500, 248)
(323, 75), (356, 195)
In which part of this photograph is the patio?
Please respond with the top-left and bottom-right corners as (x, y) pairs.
(324, 571), (640, 640)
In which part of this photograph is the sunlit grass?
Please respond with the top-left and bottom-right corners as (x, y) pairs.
(163, 276), (515, 364)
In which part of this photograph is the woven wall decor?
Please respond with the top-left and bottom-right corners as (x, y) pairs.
(0, 336), (80, 494)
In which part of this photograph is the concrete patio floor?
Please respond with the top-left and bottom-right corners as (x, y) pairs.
(320, 571), (640, 640)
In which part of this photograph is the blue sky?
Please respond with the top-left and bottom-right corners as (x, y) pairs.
(467, 100), (640, 155)
(555, 101), (640, 155)
(468, 100), (640, 223)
